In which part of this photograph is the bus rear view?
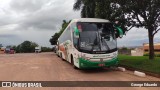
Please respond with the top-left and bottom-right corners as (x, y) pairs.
(57, 18), (123, 69)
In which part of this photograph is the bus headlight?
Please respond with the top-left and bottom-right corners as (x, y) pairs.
(85, 57), (90, 60)
(82, 54), (90, 60)
(83, 56), (90, 60)
(113, 52), (117, 58)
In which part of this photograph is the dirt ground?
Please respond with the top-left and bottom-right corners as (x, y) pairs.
(0, 52), (159, 90)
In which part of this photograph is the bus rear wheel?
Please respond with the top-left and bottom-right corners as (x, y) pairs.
(60, 53), (65, 61)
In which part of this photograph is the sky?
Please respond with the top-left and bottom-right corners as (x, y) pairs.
(0, 0), (160, 47)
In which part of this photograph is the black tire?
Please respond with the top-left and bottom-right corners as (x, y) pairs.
(60, 53), (62, 58)
(60, 53), (65, 61)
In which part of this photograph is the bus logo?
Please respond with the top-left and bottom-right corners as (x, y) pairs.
(2, 82), (11, 87)
(100, 58), (103, 62)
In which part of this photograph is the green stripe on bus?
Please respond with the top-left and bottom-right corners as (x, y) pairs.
(79, 58), (118, 69)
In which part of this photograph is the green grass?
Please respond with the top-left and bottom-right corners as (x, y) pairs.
(118, 54), (160, 74)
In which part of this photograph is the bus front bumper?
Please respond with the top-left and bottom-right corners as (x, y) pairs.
(79, 58), (118, 69)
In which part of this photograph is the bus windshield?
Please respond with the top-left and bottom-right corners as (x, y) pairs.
(76, 22), (117, 54)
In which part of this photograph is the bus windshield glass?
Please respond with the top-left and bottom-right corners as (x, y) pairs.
(76, 22), (117, 53)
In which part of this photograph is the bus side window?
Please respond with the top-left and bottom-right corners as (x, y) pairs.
(71, 23), (78, 48)
(66, 26), (71, 41)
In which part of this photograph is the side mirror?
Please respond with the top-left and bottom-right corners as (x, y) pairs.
(115, 26), (123, 38)
(74, 27), (80, 38)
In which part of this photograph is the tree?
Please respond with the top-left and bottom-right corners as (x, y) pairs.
(41, 47), (52, 52)
(111, 0), (160, 60)
(49, 33), (59, 45)
(73, 0), (96, 17)
(73, 0), (128, 32)
(121, 47), (128, 50)
(0, 44), (3, 48)
(15, 45), (21, 53)
(50, 20), (70, 45)
(73, 0), (160, 60)
(17, 41), (38, 53)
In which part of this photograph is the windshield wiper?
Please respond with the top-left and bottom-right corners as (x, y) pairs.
(96, 32), (101, 51)
(101, 37), (110, 51)
(91, 32), (101, 51)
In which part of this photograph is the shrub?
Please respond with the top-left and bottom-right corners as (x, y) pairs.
(143, 53), (149, 56)
(155, 54), (160, 57)
(144, 53), (160, 57)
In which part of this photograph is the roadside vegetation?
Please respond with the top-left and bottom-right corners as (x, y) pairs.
(15, 41), (38, 53)
(50, 20), (70, 45)
(118, 54), (160, 74)
(4, 41), (52, 53)
(143, 53), (160, 57)
(41, 47), (52, 52)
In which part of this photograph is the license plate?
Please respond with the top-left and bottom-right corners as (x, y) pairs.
(98, 64), (105, 67)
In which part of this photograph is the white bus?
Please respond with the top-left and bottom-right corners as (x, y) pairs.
(57, 18), (123, 69)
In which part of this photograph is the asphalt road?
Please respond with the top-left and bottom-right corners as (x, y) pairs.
(0, 52), (159, 90)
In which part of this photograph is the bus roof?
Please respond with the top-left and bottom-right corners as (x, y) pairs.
(71, 18), (110, 23)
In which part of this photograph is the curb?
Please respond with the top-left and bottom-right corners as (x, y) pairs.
(119, 65), (160, 78)
(134, 71), (146, 77)
(117, 67), (126, 72)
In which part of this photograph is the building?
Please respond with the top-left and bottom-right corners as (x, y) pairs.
(143, 43), (160, 54)
(131, 47), (143, 56)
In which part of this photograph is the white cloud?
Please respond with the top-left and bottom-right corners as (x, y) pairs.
(0, 0), (80, 47)
(117, 27), (160, 47)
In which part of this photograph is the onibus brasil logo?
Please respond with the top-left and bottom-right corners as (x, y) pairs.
(2, 82), (42, 87)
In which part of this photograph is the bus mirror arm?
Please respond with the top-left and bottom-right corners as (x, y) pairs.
(74, 27), (80, 38)
(114, 26), (124, 38)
